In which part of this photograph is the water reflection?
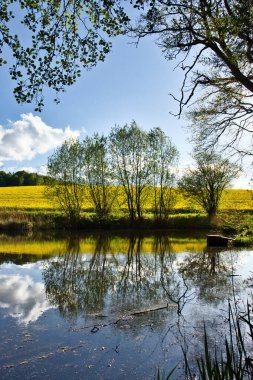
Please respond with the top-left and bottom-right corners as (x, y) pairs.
(0, 265), (52, 324)
(42, 236), (160, 318)
(41, 234), (236, 320)
(178, 248), (238, 303)
(0, 233), (252, 379)
(43, 236), (117, 317)
(0, 234), (245, 324)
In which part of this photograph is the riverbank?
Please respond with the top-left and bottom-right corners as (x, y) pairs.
(0, 211), (211, 233)
(0, 209), (252, 244)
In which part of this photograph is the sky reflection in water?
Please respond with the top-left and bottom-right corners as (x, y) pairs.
(0, 233), (252, 379)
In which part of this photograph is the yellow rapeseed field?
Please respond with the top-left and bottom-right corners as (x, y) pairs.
(220, 189), (253, 211)
(0, 186), (251, 212)
(0, 186), (53, 210)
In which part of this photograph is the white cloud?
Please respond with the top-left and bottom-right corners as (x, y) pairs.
(0, 273), (52, 325)
(5, 164), (48, 175)
(0, 113), (80, 161)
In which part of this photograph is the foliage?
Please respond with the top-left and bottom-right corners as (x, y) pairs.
(178, 152), (239, 219)
(2, 0), (253, 158)
(0, 0), (129, 110)
(44, 123), (178, 222)
(83, 133), (118, 220)
(233, 215), (253, 246)
(109, 121), (153, 221)
(0, 170), (48, 186)
(109, 122), (179, 221)
(46, 139), (85, 225)
(148, 127), (179, 220)
(132, 0), (253, 154)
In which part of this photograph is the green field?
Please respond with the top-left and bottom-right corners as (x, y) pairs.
(0, 186), (251, 213)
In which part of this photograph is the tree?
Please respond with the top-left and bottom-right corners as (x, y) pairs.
(132, 0), (253, 154)
(109, 121), (151, 221)
(178, 152), (239, 219)
(82, 133), (117, 220)
(148, 127), (179, 220)
(1, 0), (129, 110)
(3, 0), (253, 156)
(46, 139), (85, 225)
(0, 170), (47, 186)
(0, 171), (10, 186)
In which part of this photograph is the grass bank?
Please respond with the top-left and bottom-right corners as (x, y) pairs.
(1, 210), (252, 243)
(0, 210), (212, 233)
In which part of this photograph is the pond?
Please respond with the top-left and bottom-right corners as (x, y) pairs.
(0, 232), (252, 379)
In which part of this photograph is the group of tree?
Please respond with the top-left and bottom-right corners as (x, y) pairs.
(46, 121), (239, 226)
(1, 0), (252, 158)
(46, 121), (179, 225)
(0, 0), (245, 224)
(0, 170), (48, 187)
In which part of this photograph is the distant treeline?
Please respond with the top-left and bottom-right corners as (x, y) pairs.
(0, 170), (48, 187)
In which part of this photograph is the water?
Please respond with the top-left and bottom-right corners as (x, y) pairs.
(0, 232), (252, 379)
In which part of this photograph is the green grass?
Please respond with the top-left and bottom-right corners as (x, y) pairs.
(159, 301), (253, 380)
(185, 302), (253, 379)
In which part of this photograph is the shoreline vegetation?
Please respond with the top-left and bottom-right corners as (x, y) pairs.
(0, 186), (252, 245)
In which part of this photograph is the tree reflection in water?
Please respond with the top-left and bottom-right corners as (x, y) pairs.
(41, 234), (247, 378)
(43, 235), (117, 318)
(154, 235), (196, 315)
(43, 234), (206, 320)
(0, 233), (250, 380)
(178, 248), (238, 304)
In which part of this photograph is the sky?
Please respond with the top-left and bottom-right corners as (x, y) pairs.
(0, 31), (251, 188)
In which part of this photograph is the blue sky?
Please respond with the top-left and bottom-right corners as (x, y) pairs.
(0, 33), (251, 187)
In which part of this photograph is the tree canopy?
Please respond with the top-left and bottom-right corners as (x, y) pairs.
(46, 139), (85, 225)
(1, 0), (129, 110)
(46, 122), (179, 223)
(109, 121), (151, 221)
(178, 152), (239, 219)
(2, 0), (253, 154)
(0, 170), (48, 186)
(132, 0), (253, 154)
(83, 133), (117, 220)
